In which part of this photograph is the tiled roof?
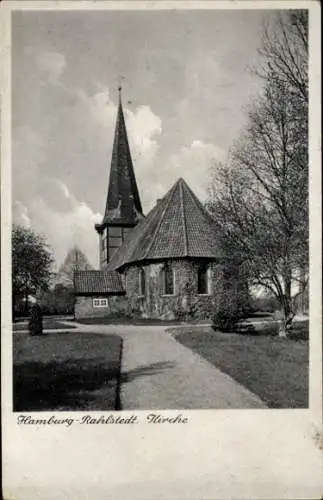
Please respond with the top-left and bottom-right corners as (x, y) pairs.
(74, 270), (125, 295)
(107, 177), (223, 271)
(97, 93), (143, 230)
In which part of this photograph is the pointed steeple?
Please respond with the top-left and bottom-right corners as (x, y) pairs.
(99, 87), (143, 228)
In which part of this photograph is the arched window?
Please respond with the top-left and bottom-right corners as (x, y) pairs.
(197, 263), (210, 295)
(163, 262), (174, 295)
(138, 267), (146, 297)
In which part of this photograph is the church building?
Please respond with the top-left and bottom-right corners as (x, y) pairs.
(74, 89), (245, 320)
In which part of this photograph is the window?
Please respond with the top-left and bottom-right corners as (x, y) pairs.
(109, 235), (122, 247)
(138, 268), (146, 296)
(163, 263), (174, 295)
(109, 227), (122, 237)
(93, 298), (108, 308)
(197, 263), (210, 295)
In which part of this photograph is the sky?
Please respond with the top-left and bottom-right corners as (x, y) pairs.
(12, 8), (272, 269)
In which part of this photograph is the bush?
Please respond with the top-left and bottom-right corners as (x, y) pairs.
(213, 307), (243, 332)
(249, 295), (280, 313)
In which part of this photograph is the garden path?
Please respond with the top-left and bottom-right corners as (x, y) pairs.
(73, 322), (267, 409)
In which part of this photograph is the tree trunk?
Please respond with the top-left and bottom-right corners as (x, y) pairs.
(299, 265), (307, 314)
(278, 309), (294, 337)
(278, 271), (294, 337)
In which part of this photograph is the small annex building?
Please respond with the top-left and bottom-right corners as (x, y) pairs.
(74, 88), (246, 320)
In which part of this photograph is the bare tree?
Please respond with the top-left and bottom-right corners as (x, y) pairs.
(207, 11), (308, 336)
(55, 246), (93, 287)
(258, 10), (308, 103)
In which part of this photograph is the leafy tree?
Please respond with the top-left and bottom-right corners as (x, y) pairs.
(12, 225), (54, 315)
(207, 11), (308, 336)
(39, 285), (75, 315)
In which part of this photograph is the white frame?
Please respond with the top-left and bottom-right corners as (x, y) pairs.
(93, 298), (109, 308)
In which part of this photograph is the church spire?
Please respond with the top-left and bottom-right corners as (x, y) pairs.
(98, 87), (143, 229)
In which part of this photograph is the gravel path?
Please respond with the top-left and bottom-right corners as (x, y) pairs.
(115, 326), (266, 409)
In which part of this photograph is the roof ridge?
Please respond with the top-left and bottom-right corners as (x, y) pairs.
(111, 100), (121, 203)
(183, 180), (216, 226)
(141, 183), (178, 261)
(75, 269), (119, 274)
(179, 179), (188, 255)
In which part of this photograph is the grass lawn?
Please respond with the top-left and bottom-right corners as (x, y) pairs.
(240, 319), (309, 340)
(13, 318), (76, 331)
(170, 325), (308, 408)
(13, 331), (122, 411)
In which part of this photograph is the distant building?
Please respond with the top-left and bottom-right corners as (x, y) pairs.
(74, 89), (247, 320)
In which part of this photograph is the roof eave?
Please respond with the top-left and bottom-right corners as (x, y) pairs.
(116, 254), (222, 271)
(75, 290), (126, 296)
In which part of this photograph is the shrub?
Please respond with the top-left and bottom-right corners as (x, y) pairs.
(249, 295), (280, 313)
(213, 307), (243, 332)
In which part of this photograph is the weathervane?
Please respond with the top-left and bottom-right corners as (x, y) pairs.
(118, 75), (125, 97)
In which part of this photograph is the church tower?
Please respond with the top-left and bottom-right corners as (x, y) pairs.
(95, 87), (144, 269)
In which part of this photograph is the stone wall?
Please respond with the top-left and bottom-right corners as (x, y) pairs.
(124, 259), (225, 320)
(75, 295), (128, 319)
(74, 259), (249, 321)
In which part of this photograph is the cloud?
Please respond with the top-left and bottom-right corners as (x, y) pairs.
(77, 84), (162, 165)
(139, 139), (226, 212)
(184, 51), (225, 98)
(35, 50), (67, 86)
(36, 178), (76, 214)
(78, 86), (116, 129)
(12, 125), (46, 205)
(13, 201), (31, 228)
(12, 77), (162, 268)
(13, 179), (102, 269)
(126, 105), (162, 161)
(72, 84), (163, 213)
